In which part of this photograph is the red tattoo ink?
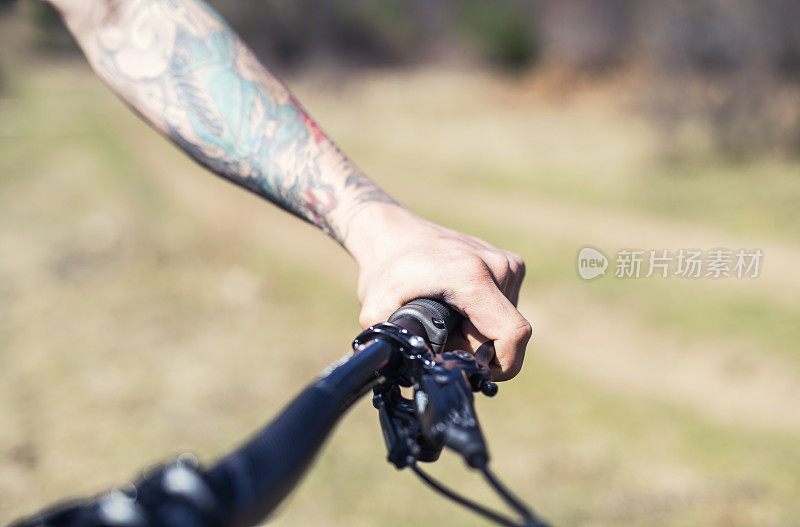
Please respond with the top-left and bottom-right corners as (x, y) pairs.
(290, 95), (326, 144)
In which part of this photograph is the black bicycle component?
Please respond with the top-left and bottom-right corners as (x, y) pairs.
(373, 384), (442, 468)
(367, 300), (550, 526)
(372, 347), (494, 469)
(12, 456), (220, 527)
(204, 337), (395, 527)
(365, 298), (495, 470)
(416, 351), (490, 468)
(388, 298), (461, 353)
(13, 298), (551, 527)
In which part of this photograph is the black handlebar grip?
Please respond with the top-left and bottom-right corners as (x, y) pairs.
(388, 298), (461, 353)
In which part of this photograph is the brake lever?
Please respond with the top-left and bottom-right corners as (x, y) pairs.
(416, 351), (494, 468)
(355, 318), (498, 470)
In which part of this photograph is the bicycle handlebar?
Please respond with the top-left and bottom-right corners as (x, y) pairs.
(13, 299), (549, 527)
(205, 337), (396, 527)
(206, 298), (460, 526)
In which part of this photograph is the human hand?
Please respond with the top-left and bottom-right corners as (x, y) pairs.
(346, 206), (531, 381)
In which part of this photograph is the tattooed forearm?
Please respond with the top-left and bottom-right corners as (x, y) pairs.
(50, 0), (399, 243)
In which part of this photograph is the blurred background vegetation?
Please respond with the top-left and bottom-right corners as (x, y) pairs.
(6, 0), (800, 157)
(2, 1), (800, 526)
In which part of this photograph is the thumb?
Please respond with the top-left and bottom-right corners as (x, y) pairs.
(358, 293), (403, 330)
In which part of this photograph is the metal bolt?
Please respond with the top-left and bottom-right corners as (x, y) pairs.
(408, 335), (426, 348)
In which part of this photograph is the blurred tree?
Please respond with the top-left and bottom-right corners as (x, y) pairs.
(539, 0), (635, 71)
(208, 0), (428, 69)
(454, 0), (540, 70)
(646, 0), (800, 157)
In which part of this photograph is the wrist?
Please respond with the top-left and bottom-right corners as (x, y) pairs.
(343, 203), (422, 266)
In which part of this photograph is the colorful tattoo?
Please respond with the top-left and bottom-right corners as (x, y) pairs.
(80, 0), (398, 242)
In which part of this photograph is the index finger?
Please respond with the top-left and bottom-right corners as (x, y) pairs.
(451, 283), (532, 381)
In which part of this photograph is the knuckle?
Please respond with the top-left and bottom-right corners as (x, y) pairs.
(495, 268), (511, 288)
(505, 252), (525, 278)
(484, 251), (509, 272)
(461, 255), (488, 275)
(510, 317), (533, 342)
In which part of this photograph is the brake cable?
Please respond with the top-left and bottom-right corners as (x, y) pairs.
(411, 463), (551, 527)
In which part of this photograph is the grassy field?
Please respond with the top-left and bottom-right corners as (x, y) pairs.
(2, 24), (800, 527)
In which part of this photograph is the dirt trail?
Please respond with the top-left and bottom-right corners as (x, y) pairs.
(522, 289), (800, 432)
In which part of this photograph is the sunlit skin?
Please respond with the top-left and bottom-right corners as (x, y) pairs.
(46, 0), (532, 380)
